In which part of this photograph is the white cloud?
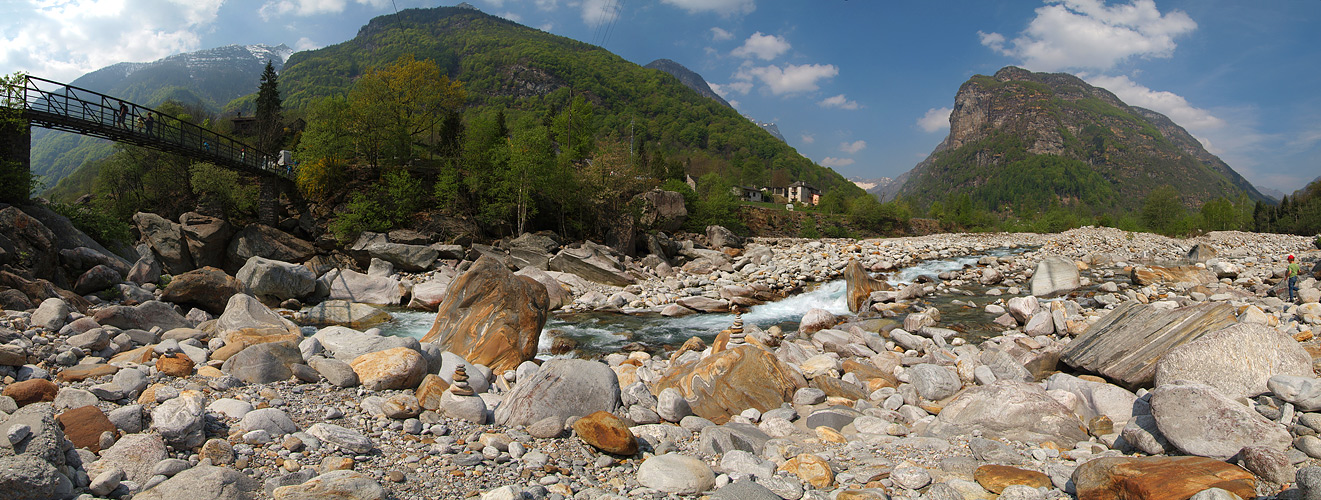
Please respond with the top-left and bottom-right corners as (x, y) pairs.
(710, 27), (734, 41)
(538, 23), (554, 31)
(800, 133), (815, 144)
(840, 140), (866, 154)
(0, 0), (224, 82)
(980, 0), (1196, 72)
(726, 99), (740, 108)
(917, 107), (952, 133)
(579, 0), (621, 28)
(821, 157), (855, 167)
(499, 11), (523, 22)
(741, 63), (838, 95)
(818, 94), (859, 110)
(731, 32), (790, 60)
(662, 0), (755, 16)
(294, 37), (321, 51)
(1084, 74), (1224, 131)
(711, 80), (753, 96)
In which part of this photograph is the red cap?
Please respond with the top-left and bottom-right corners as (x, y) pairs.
(1289, 255), (1295, 260)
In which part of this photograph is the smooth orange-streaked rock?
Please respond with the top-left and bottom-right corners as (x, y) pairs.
(156, 354), (194, 377)
(110, 345), (155, 364)
(1130, 265), (1217, 287)
(974, 464), (1052, 494)
(1072, 456), (1255, 500)
(3, 378), (57, 407)
(780, 453), (834, 489)
(350, 347), (426, 391)
(422, 256), (549, 374)
(815, 426), (847, 444)
(57, 363), (118, 382)
(415, 374), (450, 411)
(572, 411), (638, 455)
(653, 344), (806, 424)
(58, 405), (116, 453)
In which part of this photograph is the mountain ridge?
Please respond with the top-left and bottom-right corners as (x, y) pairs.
(885, 66), (1268, 212)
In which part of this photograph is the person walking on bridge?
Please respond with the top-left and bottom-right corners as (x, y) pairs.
(144, 112), (155, 136)
(116, 102), (127, 127)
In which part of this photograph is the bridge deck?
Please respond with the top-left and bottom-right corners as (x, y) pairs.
(2, 75), (293, 181)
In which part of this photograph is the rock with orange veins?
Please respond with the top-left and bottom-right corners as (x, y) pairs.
(780, 453), (834, 489)
(422, 256), (549, 374)
(654, 344), (805, 425)
(1071, 456), (1254, 500)
(350, 347), (427, 391)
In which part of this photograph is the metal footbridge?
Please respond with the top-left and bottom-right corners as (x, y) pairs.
(1, 75), (293, 180)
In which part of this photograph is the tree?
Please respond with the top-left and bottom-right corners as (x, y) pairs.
(348, 54), (466, 167)
(1141, 185), (1184, 235)
(255, 61), (283, 152)
(190, 162), (255, 218)
(0, 72), (31, 203)
(1199, 197), (1239, 232)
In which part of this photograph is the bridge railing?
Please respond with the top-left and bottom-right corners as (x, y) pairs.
(1, 75), (293, 180)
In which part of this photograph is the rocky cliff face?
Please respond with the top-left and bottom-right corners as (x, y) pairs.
(644, 59), (732, 109)
(887, 66), (1268, 210)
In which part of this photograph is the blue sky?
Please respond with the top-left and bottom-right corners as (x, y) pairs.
(3, 0), (1318, 192)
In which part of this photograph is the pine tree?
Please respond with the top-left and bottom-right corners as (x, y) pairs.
(255, 61), (282, 152)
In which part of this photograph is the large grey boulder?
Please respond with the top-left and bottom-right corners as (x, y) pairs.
(306, 423), (373, 453)
(93, 300), (191, 332)
(1044, 373), (1139, 431)
(637, 189), (688, 232)
(364, 242), (438, 272)
(636, 454), (714, 494)
(316, 268), (405, 306)
(1059, 301), (1237, 388)
(179, 212), (233, 270)
(0, 455), (67, 500)
(88, 433), (167, 484)
(1030, 256), (1079, 297)
(923, 381), (1088, 445)
(495, 359), (621, 427)
(1268, 375), (1321, 411)
(74, 264), (122, 295)
(133, 212), (194, 275)
(515, 266), (570, 311)
(226, 224), (315, 272)
(152, 390), (207, 448)
(549, 242), (634, 286)
(0, 402), (64, 465)
(311, 326), (420, 362)
(222, 342), (301, 384)
(1150, 382), (1291, 459)
(239, 408), (299, 436)
(236, 256), (317, 303)
(909, 364), (962, 401)
(1153, 323), (1312, 400)
(216, 293), (301, 340)
(135, 465), (259, 500)
(31, 297), (70, 331)
(706, 225), (743, 249)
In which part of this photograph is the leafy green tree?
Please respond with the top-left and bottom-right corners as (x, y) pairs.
(1199, 197), (1239, 231)
(1141, 184), (1184, 235)
(0, 72), (31, 203)
(349, 54), (466, 167)
(190, 162), (256, 218)
(255, 61), (283, 151)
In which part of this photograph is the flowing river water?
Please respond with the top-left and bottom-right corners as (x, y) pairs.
(376, 246), (1035, 359)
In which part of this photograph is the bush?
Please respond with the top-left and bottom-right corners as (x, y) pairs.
(799, 217), (820, 239)
(49, 202), (132, 246)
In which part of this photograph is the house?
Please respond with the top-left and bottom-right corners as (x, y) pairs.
(730, 186), (764, 202)
(769, 186), (788, 198)
(787, 181), (820, 205)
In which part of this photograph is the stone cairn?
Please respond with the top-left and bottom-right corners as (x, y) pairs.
(450, 365), (475, 396)
(728, 307), (746, 346)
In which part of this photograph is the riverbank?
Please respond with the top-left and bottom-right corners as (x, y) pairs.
(2, 223), (1320, 500)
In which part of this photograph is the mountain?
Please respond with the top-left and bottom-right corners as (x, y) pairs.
(850, 176), (894, 198)
(753, 121), (786, 143)
(1257, 185), (1285, 201)
(885, 66), (1269, 212)
(279, 6), (860, 196)
(643, 59), (732, 109)
(36, 44), (293, 193)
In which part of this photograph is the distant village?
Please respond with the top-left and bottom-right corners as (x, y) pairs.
(686, 175), (821, 207)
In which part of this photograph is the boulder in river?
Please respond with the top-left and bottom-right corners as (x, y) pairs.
(422, 255), (549, 374)
(236, 256), (316, 304)
(316, 268), (406, 306)
(297, 300), (391, 329)
(1030, 256), (1079, 298)
(549, 242), (634, 286)
(1059, 301), (1236, 389)
(654, 345), (806, 425)
(845, 259), (891, 313)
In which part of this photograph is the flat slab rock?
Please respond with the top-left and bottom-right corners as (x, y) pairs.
(1059, 301), (1236, 389)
